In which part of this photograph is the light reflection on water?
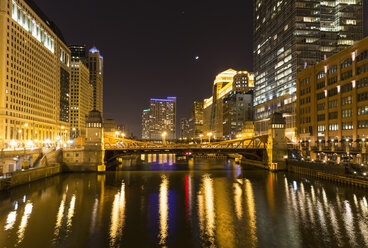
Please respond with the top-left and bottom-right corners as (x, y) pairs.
(0, 157), (367, 247)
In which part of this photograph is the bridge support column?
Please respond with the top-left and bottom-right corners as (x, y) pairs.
(267, 113), (288, 171)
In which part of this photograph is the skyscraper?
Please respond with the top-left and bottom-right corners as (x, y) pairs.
(254, 0), (363, 140)
(70, 59), (93, 139)
(87, 47), (104, 114)
(141, 108), (151, 139)
(188, 101), (204, 139)
(0, 0), (71, 147)
(203, 69), (254, 138)
(141, 97), (177, 140)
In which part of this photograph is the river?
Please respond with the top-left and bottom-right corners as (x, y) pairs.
(0, 155), (368, 247)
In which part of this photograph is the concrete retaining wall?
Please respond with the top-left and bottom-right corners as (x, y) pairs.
(0, 164), (62, 191)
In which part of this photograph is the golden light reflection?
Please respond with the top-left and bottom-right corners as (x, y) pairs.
(233, 183), (242, 220)
(54, 197), (65, 237)
(17, 202), (33, 244)
(110, 182), (126, 247)
(343, 201), (357, 246)
(197, 174), (216, 246)
(5, 211), (17, 230)
(159, 175), (169, 246)
(67, 195), (76, 229)
(244, 179), (257, 247)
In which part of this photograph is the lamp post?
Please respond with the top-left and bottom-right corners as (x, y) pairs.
(207, 132), (213, 144)
(199, 134), (203, 144)
(162, 131), (167, 145)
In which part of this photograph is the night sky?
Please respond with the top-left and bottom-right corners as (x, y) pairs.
(34, 0), (367, 136)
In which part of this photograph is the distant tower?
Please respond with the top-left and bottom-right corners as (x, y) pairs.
(87, 47), (104, 114)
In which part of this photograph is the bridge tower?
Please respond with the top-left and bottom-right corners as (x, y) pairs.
(85, 110), (105, 172)
(267, 112), (288, 171)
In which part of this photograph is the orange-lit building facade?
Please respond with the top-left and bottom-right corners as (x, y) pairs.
(297, 36), (368, 145)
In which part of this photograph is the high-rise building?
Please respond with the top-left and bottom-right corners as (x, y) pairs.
(223, 91), (253, 139)
(0, 0), (72, 147)
(141, 97), (176, 140)
(70, 59), (93, 138)
(87, 47), (104, 114)
(188, 101), (204, 139)
(254, 0), (363, 140)
(69, 44), (87, 62)
(180, 118), (190, 140)
(141, 108), (151, 139)
(203, 69), (254, 138)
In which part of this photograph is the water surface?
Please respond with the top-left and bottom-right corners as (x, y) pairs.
(0, 157), (368, 247)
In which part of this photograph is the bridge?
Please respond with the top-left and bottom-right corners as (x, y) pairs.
(63, 111), (290, 172)
(103, 135), (270, 163)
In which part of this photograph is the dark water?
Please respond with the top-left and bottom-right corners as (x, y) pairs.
(1, 156), (368, 248)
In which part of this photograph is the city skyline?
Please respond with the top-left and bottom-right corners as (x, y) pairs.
(21, 1), (368, 136)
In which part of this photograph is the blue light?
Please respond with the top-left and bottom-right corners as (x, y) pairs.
(89, 47), (100, 54)
(150, 98), (174, 102)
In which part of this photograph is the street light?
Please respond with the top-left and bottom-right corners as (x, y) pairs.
(199, 134), (203, 144)
(207, 132), (213, 144)
(162, 131), (167, 145)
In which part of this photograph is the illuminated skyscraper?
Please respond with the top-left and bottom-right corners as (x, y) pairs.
(141, 97), (176, 140)
(203, 69), (254, 138)
(188, 101), (204, 139)
(254, 0), (363, 140)
(87, 47), (104, 114)
(70, 60), (93, 139)
(141, 109), (151, 139)
(0, 0), (71, 146)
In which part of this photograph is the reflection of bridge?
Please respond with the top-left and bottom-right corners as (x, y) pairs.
(104, 135), (269, 162)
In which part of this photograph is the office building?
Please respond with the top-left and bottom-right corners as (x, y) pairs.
(203, 69), (254, 138)
(141, 108), (151, 139)
(188, 101), (204, 139)
(223, 91), (253, 139)
(297, 36), (368, 146)
(254, 0), (363, 140)
(87, 47), (104, 114)
(69, 44), (87, 62)
(180, 118), (190, 140)
(141, 97), (176, 140)
(70, 59), (93, 138)
(0, 0), (72, 147)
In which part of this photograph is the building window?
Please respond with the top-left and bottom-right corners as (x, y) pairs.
(328, 88), (338, 97)
(358, 105), (368, 115)
(341, 58), (352, 69)
(318, 125), (326, 132)
(317, 81), (325, 90)
(328, 111), (338, 120)
(317, 71), (325, 80)
(317, 103), (325, 111)
(342, 122), (353, 130)
(357, 77), (368, 89)
(357, 63), (368, 75)
(342, 96), (352, 105)
(341, 70), (352, 81)
(328, 76), (338, 86)
(341, 82), (352, 93)
(341, 109), (353, 118)
(328, 65), (338, 74)
(317, 114), (325, 122)
(329, 123), (339, 131)
(317, 92), (325, 100)
(328, 100), (338, 109)
(358, 120), (368, 129)
(358, 92), (368, 102)
(357, 50), (368, 62)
